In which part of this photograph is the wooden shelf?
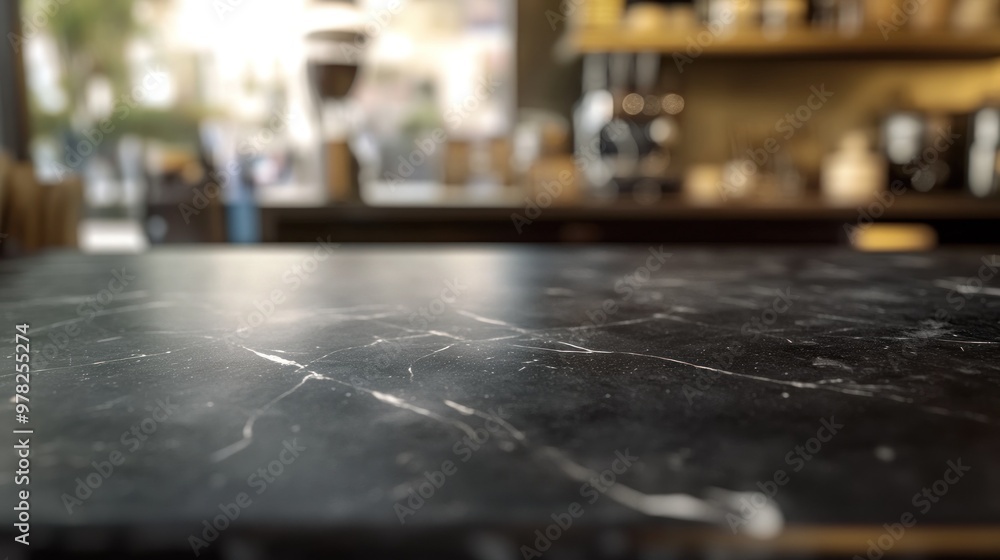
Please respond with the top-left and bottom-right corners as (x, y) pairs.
(568, 27), (1000, 58)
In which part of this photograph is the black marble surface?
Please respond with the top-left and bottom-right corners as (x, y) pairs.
(2, 246), (999, 555)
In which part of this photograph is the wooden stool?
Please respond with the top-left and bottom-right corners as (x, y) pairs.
(0, 154), (83, 255)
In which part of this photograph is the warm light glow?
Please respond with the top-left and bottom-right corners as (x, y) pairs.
(851, 224), (938, 252)
(622, 93), (644, 116)
(661, 93), (685, 115)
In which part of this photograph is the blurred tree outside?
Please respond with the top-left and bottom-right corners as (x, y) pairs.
(21, 0), (216, 219)
(25, 0), (136, 137)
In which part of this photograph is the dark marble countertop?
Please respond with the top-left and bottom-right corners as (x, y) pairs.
(1, 246), (999, 556)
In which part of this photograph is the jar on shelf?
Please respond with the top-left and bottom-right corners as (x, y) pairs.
(952, 0), (999, 31)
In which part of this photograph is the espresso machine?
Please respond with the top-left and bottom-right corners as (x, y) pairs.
(304, 0), (365, 202)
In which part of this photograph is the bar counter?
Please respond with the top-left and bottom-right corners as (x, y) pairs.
(2, 246), (998, 558)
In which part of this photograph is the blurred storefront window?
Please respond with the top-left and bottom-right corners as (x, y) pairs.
(20, 0), (515, 241)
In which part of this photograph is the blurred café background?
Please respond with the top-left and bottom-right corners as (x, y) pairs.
(2, 0), (1000, 252)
